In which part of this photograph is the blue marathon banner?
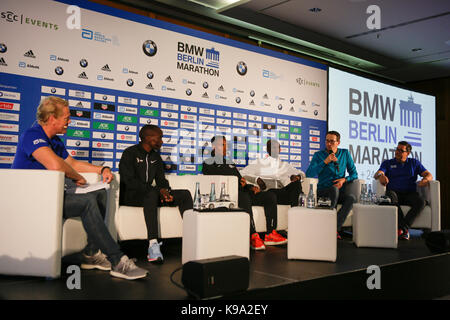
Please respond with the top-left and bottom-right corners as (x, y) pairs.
(0, 0), (328, 174)
(328, 67), (436, 180)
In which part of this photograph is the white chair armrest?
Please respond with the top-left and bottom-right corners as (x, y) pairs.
(302, 178), (317, 201)
(348, 179), (365, 200)
(422, 180), (440, 231)
(373, 179), (386, 197)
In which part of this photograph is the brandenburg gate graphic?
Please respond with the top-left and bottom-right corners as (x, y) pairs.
(399, 95), (422, 129)
(206, 47), (220, 68)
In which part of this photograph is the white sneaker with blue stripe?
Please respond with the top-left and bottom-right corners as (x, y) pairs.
(148, 241), (164, 263)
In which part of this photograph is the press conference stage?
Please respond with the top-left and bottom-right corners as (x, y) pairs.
(0, 232), (448, 301)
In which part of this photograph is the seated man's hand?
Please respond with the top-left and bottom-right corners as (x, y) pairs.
(290, 175), (301, 182)
(160, 188), (173, 203)
(417, 178), (430, 187)
(75, 177), (87, 186)
(379, 175), (389, 186)
(251, 185), (261, 194)
(256, 178), (267, 191)
(101, 167), (114, 183)
(240, 177), (247, 187)
(332, 178), (346, 189)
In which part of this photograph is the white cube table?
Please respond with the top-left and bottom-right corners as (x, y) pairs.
(288, 207), (337, 262)
(182, 209), (250, 264)
(352, 204), (398, 248)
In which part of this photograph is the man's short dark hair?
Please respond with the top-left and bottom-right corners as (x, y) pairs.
(211, 135), (226, 144)
(326, 130), (341, 141)
(267, 139), (280, 155)
(139, 124), (160, 141)
(398, 141), (412, 153)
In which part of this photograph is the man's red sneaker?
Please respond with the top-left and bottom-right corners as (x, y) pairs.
(251, 233), (266, 250)
(264, 230), (288, 246)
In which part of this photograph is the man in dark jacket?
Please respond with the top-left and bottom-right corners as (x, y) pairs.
(119, 125), (193, 263)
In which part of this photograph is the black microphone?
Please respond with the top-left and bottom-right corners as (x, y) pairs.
(327, 149), (340, 173)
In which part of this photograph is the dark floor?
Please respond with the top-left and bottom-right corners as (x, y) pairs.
(0, 230), (448, 301)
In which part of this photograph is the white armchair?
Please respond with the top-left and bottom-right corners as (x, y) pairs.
(373, 179), (441, 231)
(0, 169), (100, 278)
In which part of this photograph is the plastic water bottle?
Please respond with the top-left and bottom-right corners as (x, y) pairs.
(359, 184), (367, 204)
(298, 192), (306, 207)
(367, 183), (373, 204)
(306, 184), (315, 208)
(209, 182), (216, 202)
(219, 182), (226, 201)
(193, 182), (201, 210)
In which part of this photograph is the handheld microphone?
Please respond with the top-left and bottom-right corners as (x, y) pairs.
(327, 149), (340, 173)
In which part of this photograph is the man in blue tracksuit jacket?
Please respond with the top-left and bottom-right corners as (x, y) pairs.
(306, 131), (358, 238)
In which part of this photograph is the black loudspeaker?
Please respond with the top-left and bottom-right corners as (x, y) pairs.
(425, 230), (450, 253)
(182, 255), (249, 299)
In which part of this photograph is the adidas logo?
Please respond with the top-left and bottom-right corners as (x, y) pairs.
(0, 58), (7, 66)
(202, 92), (209, 98)
(263, 93), (269, 99)
(165, 76), (173, 82)
(218, 85), (224, 92)
(249, 100), (255, 105)
(101, 64), (111, 71)
(78, 72), (88, 79)
(145, 83), (154, 89)
(24, 50), (36, 58)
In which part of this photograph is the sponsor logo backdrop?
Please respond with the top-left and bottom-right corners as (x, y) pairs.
(0, 0), (327, 173)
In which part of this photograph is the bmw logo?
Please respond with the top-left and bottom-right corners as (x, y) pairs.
(101, 133), (106, 138)
(125, 126), (130, 131)
(75, 141), (81, 146)
(235, 97), (241, 104)
(51, 88), (56, 94)
(143, 40), (157, 57)
(0, 43), (7, 53)
(314, 110), (318, 116)
(236, 61), (247, 76)
(186, 88), (192, 96)
(80, 59), (88, 68)
(127, 79), (134, 87)
(55, 66), (64, 75)
(278, 104), (283, 110)
(147, 101), (152, 106)
(147, 71), (154, 79)
(290, 98), (295, 104)
(250, 90), (255, 97)
(202, 81), (209, 89)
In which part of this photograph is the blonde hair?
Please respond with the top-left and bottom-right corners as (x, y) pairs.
(36, 96), (69, 125)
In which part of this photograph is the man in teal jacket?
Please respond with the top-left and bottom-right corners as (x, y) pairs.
(306, 131), (358, 238)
